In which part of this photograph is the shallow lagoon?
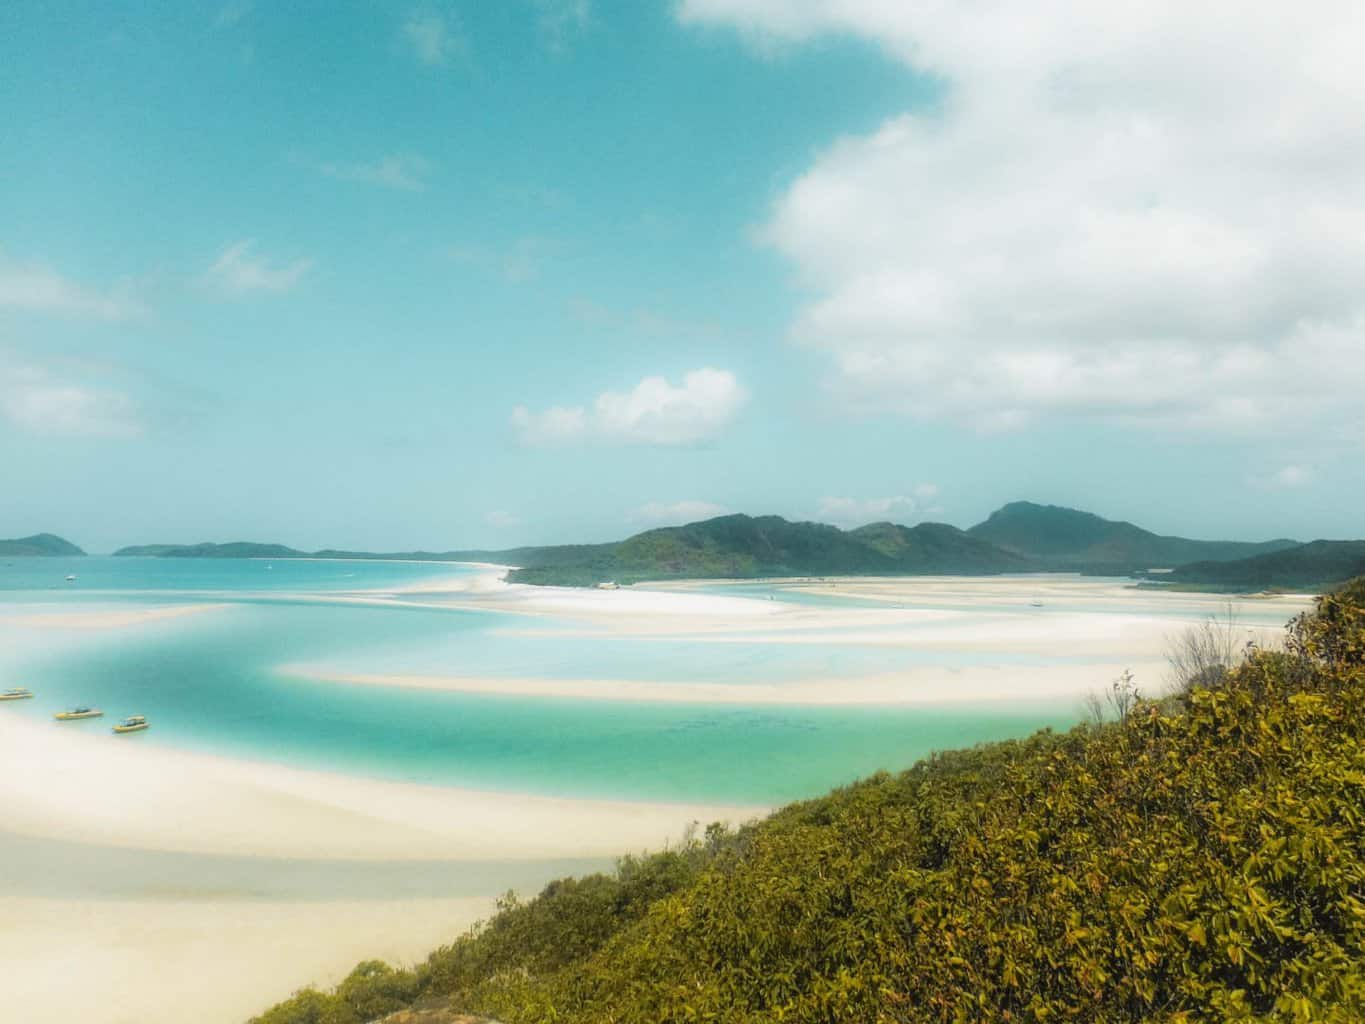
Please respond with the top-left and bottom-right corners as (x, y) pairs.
(0, 558), (1305, 806)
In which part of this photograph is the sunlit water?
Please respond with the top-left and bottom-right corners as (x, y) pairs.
(1, 557), (1296, 806)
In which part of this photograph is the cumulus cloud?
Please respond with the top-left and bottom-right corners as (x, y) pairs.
(205, 241), (312, 295)
(0, 359), (142, 438)
(318, 153), (432, 191)
(818, 488), (940, 527)
(630, 500), (730, 525)
(513, 368), (748, 446)
(0, 253), (143, 320)
(678, 2), (1365, 436)
(401, 8), (467, 66)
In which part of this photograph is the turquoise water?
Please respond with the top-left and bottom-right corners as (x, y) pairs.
(3, 558), (1089, 805)
(0, 554), (472, 593)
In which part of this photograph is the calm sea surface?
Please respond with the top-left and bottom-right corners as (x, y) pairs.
(1, 557), (1269, 806)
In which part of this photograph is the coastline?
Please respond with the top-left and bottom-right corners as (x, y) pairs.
(0, 714), (763, 861)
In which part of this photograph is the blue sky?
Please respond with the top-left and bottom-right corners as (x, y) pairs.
(2, 1), (1361, 552)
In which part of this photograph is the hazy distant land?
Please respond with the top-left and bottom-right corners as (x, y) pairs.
(0, 533), (85, 557)
(10, 500), (1359, 590)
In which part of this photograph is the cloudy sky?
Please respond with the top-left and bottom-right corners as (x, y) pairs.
(2, 1), (1361, 551)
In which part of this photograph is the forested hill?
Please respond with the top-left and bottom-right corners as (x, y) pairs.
(1166, 539), (1365, 590)
(114, 542), (307, 558)
(506, 515), (1028, 585)
(967, 500), (1299, 571)
(110, 501), (1338, 586)
(0, 533), (85, 556)
(252, 579), (1365, 1024)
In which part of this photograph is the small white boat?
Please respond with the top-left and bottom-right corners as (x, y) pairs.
(113, 714), (149, 734)
(1029, 598), (1044, 608)
(65, 574), (77, 582)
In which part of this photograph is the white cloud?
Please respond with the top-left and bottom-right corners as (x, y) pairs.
(448, 237), (558, 283)
(630, 500), (730, 525)
(679, 2), (1365, 437)
(319, 153), (432, 191)
(205, 241), (312, 295)
(1253, 464), (1315, 490)
(0, 360), (142, 438)
(817, 491), (940, 527)
(511, 403), (587, 445)
(0, 253), (143, 320)
(513, 368), (748, 446)
(401, 9), (466, 66)
(532, 0), (591, 52)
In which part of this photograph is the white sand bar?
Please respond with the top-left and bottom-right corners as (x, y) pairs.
(9, 602), (228, 630)
(0, 715), (763, 860)
(281, 662), (1140, 706)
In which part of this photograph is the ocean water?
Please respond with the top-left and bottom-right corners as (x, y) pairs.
(2, 558), (1287, 807)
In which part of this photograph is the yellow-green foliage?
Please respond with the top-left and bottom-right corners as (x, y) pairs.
(253, 582), (1365, 1024)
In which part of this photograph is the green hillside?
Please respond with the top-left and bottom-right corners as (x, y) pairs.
(114, 542), (306, 558)
(506, 515), (1026, 585)
(0, 533), (85, 557)
(253, 581), (1365, 1024)
(1166, 540), (1365, 591)
(109, 502), (1333, 585)
(850, 520), (1032, 572)
(968, 501), (1299, 571)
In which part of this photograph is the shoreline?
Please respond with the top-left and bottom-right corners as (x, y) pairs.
(0, 714), (765, 861)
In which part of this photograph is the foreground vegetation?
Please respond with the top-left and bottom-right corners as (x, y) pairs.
(254, 580), (1365, 1023)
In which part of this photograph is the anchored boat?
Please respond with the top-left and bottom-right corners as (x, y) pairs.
(55, 706), (103, 721)
(113, 715), (149, 734)
(1, 687), (34, 700)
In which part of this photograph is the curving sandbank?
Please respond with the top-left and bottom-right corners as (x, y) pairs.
(0, 714), (763, 861)
(279, 661), (1137, 706)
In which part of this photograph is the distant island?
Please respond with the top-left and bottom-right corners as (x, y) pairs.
(113, 542), (310, 559)
(0, 533), (85, 557)
(105, 500), (1363, 590)
(1165, 539), (1365, 591)
(966, 500), (1299, 570)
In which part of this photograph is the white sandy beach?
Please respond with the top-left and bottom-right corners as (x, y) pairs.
(0, 706), (759, 1024)
(0, 714), (763, 861)
(290, 572), (1310, 707)
(1, 895), (494, 1024)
